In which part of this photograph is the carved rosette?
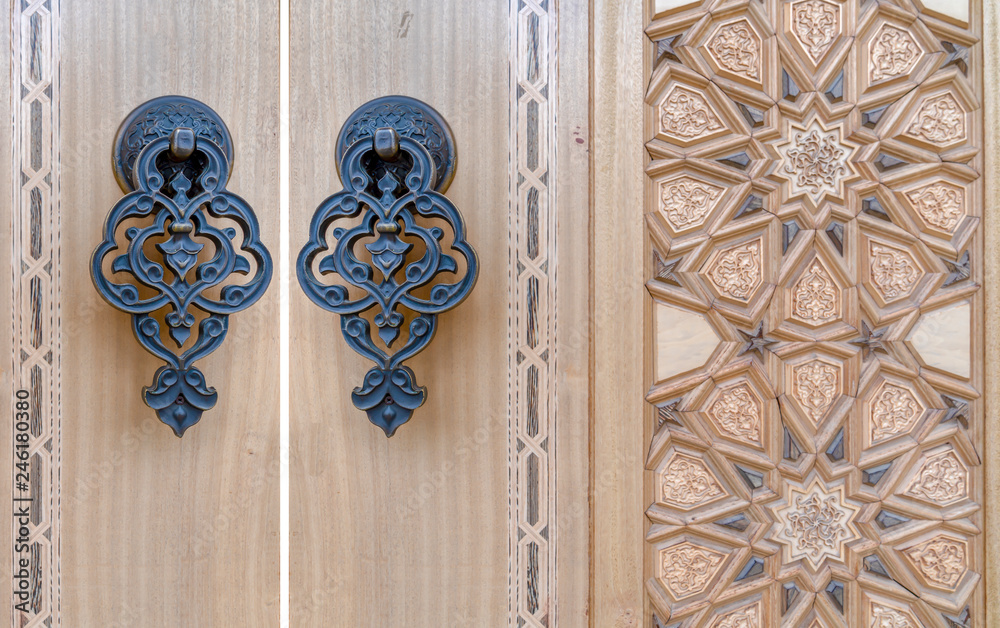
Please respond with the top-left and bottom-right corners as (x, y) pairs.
(772, 480), (861, 569)
(779, 127), (849, 199)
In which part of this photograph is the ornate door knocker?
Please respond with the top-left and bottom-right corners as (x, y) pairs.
(297, 96), (478, 436)
(92, 96), (272, 436)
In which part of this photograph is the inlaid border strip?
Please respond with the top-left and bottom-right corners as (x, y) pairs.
(508, 0), (558, 625)
(10, 0), (62, 625)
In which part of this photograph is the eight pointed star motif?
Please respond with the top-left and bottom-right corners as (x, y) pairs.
(771, 478), (863, 570)
(773, 118), (860, 207)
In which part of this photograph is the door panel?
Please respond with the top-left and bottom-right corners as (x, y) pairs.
(640, 0), (986, 625)
(5, 1), (279, 625)
(289, 1), (590, 625)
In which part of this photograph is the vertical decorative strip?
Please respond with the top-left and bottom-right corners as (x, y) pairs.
(10, 0), (61, 626)
(509, 0), (557, 625)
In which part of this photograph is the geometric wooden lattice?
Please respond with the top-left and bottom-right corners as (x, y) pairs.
(645, 1), (982, 625)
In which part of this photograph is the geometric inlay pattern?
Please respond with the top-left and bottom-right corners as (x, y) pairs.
(509, 0), (557, 625)
(10, 2), (62, 626)
(645, 0), (983, 625)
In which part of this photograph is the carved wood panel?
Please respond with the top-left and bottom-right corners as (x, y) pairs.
(644, 0), (982, 625)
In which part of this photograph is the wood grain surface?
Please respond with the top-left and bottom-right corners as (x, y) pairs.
(58, 2), (279, 625)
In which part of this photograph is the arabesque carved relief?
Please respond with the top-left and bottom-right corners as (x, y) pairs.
(645, 0), (982, 625)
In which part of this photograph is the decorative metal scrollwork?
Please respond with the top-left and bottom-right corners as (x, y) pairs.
(92, 96), (272, 437)
(298, 96), (478, 437)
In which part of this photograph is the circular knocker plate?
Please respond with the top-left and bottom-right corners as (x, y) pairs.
(112, 95), (234, 193)
(335, 95), (457, 193)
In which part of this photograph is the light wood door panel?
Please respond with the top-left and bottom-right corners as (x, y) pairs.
(58, 2), (278, 625)
(289, 1), (591, 625)
(289, 2), (511, 625)
(617, 0), (990, 626)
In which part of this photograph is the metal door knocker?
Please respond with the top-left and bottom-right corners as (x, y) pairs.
(297, 96), (478, 436)
(92, 96), (272, 436)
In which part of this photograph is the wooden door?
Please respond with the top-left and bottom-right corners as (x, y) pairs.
(592, 0), (1000, 626)
(1, 1), (279, 626)
(289, 1), (590, 626)
(4, 0), (998, 626)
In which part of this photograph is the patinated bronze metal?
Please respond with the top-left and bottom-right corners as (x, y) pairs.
(93, 96), (272, 436)
(299, 96), (477, 436)
(334, 95), (457, 193)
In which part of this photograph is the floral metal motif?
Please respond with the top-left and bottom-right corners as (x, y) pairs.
(782, 129), (848, 196)
(904, 536), (967, 590)
(707, 240), (763, 301)
(659, 86), (724, 140)
(869, 243), (919, 301)
(660, 453), (725, 509)
(792, 260), (839, 323)
(709, 384), (762, 443)
(870, 25), (921, 81)
(92, 99), (272, 436)
(906, 182), (964, 232)
(905, 450), (968, 504)
(660, 176), (721, 230)
(870, 382), (922, 442)
(298, 99), (478, 436)
(792, 0), (839, 62)
(792, 359), (839, 422)
(708, 21), (761, 80)
(659, 542), (726, 599)
(907, 93), (966, 145)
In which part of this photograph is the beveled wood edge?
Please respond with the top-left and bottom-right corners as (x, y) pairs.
(590, 0), (648, 626)
(982, 0), (998, 624)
